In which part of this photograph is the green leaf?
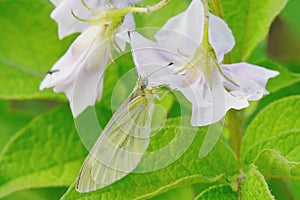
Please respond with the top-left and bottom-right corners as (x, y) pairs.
(0, 106), (87, 198)
(254, 148), (300, 179)
(243, 129), (300, 166)
(241, 96), (300, 160)
(150, 187), (194, 200)
(240, 167), (274, 200)
(2, 187), (67, 200)
(280, 0), (300, 34)
(0, 99), (63, 150)
(134, 0), (190, 39)
(215, 0), (288, 62)
(0, 0), (74, 100)
(242, 96), (300, 180)
(247, 40), (269, 64)
(61, 118), (239, 200)
(195, 184), (237, 200)
(285, 180), (300, 200)
(268, 179), (299, 200)
(0, 100), (33, 149)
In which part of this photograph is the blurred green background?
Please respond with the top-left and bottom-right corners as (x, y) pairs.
(0, 0), (300, 199)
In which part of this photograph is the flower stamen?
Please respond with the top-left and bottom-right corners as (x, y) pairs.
(71, 10), (90, 22)
(80, 0), (102, 14)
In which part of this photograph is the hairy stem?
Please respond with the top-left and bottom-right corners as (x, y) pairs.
(228, 110), (244, 160)
(128, 0), (170, 14)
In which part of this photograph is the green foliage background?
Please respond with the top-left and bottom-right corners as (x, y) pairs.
(0, 0), (300, 199)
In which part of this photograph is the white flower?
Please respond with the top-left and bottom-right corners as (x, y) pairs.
(40, 0), (141, 117)
(130, 0), (279, 126)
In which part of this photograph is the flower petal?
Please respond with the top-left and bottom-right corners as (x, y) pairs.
(128, 0), (142, 4)
(40, 26), (101, 89)
(130, 32), (186, 86)
(221, 62), (279, 101)
(51, 0), (106, 39)
(189, 70), (249, 126)
(209, 14), (235, 63)
(71, 63), (106, 117)
(179, 78), (212, 106)
(111, 0), (130, 7)
(154, 0), (204, 56)
(40, 25), (109, 117)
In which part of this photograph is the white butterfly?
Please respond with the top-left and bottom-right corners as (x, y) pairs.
(76, 77), (156, 193)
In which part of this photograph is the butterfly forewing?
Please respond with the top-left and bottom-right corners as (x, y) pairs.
(76, 85), (155, 193)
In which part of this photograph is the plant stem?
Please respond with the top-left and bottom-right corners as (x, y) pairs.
(209, 0), (223, 18)
(201, 0), (210, 46)
(204, 2), (240, 155)
(208, 0), (232, 64)
(228, 110), (244, 159)
(128, 0), (170, 14)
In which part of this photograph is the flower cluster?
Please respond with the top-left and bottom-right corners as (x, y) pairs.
(40, 0), (278, 126)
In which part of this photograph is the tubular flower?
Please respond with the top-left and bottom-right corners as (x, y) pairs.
(40, 0), (141, 117)
(130, 0), (279, 126)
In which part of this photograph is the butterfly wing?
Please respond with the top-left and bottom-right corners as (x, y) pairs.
(76, 93), (154, 193)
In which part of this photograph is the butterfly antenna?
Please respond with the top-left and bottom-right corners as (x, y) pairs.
(47, 69), (60, 75)
(128, 30), (175, 86)
(144, 61), (174, 80)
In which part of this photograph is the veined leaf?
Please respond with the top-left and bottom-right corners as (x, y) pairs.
(0, 110), (239, 200)
(242, 96), (300, 181)
(0, 106), (87, 198)
(61, 118), (239, 200)
(243, 129), (300, 165)
(195, 166), (276, 199)
(254, 149), (300, 179)
(240, 167), (274, 200)
(195, 184), (237, 200)
(241, 96), (300, 158)
(64, 176), (219, 200)
(0, 0), (74, 100)
(150, 187), (194, 200)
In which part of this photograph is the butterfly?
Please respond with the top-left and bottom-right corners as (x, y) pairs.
(76, 76), (156, 193)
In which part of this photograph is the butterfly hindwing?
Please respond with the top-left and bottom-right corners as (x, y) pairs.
(76, 89), (155, 193)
